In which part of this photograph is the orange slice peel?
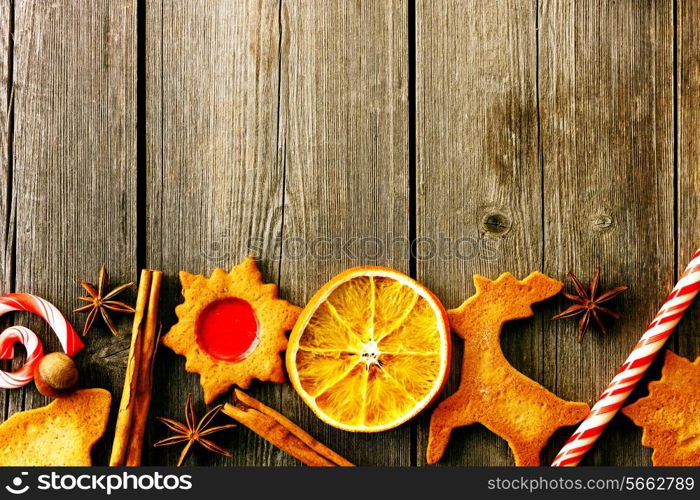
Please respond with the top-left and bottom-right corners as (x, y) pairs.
(286, 267), (451, 432)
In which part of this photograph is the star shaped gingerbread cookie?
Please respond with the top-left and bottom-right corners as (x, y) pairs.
(623, 351), (700, 466)
(162, 257), (301, 404)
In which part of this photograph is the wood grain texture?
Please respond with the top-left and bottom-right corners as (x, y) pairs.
(677, 0), (700, 361)
(279, 0), (409, 466)
(0, 0), (9, 290)
(8, 0), (137, 465)
(539, 0), (674, 466)
(145, 0), (285, 466)
(0, 0), (692, 469)
(0, 0), (10, 422)
(415, 0), (542, 466)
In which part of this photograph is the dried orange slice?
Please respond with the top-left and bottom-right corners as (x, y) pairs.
(286, 267), (450, 432)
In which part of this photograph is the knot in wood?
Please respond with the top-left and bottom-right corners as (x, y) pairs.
(480, 211), (512, 237)
(590, 212), (613, 232)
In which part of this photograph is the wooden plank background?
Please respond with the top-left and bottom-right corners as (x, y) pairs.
(0, 0), (10, 433)
(145, 0), (286, 467)
(278, 0), (410, 466)
(5, 0), (137, 463)
(0, 0), (697, 467)
(539, 0), (674, 467)
(415, 0), (542, 466)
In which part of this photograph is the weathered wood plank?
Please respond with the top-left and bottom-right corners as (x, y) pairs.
(539, 0), (674, 466)
(415, 0), (542, 466)
(0, 1), (9, 285)
(146, 0), (285, 466)
(10, 0), (137, 464)
(279, 0), (410, 466)
(0, 0), (10, 422)
(677, 0), (700, 361)
(0, 0), (683, 470)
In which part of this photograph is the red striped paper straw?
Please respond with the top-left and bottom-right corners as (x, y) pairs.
(552, 247), (700, 466)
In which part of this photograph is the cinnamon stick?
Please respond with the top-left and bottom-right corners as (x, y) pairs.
(125, 270), (162, 466)
(110, 269), (151, 466)
(223, 390), (354, 467)
(110, 269), (162, 466)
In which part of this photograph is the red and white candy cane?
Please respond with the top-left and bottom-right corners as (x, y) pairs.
(552, 247), (700, 466)
(0, 326), (44, 388)
(0, 293), (84, 389)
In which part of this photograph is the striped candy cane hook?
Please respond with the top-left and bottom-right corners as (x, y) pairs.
(552, 247), (700, 466)
(0, 293), (83, 389)
(0, 326), (45, 388)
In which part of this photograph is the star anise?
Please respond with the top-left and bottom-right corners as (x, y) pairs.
(74, 265), (135, 336)
(552, 267), (627, 343)
(154, 393), (236, 466)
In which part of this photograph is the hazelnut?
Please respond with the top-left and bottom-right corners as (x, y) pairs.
(34, 352), (79, 398)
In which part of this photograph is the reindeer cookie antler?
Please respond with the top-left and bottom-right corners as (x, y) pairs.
(427, 272), (590, 466)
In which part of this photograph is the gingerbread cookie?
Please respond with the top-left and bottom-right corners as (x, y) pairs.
(163, 257), (301, 404)
(0, 388), (111, 466)
(427, 272), (590, 466)
(623, 351), (700, 466)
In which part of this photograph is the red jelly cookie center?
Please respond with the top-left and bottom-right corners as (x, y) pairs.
(196, 298), (260, 362)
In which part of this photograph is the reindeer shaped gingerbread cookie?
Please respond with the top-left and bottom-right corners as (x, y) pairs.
(427, 272), (590, 466)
